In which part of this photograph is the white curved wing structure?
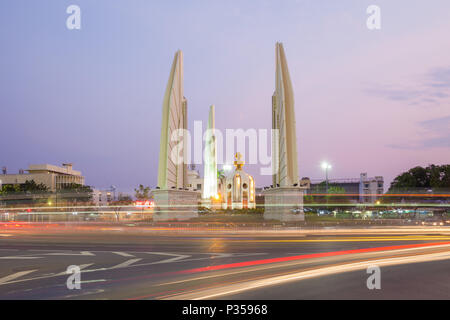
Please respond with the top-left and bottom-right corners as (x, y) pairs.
(272, 42), (299, 187)
(157, 50), (188, 190)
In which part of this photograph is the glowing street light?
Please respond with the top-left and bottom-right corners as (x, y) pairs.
(223, 164), (232, 172)
(321, 162), (332, 192)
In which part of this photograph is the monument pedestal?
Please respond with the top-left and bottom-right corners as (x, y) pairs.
(153, 189), (200, 221)
(200, 199), (222, 210)
(262, 187), (306, 221)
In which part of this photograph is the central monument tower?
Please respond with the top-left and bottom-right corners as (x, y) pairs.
(202, 105), (218, 208)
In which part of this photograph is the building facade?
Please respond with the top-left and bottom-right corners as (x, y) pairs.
(305, 173), (384, 203)
(186, 165), (203, 193)
(92, 189), (115, 206)
(0, 163), (85, 192)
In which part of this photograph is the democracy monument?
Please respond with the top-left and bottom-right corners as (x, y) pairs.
(153, 43), (305, 221)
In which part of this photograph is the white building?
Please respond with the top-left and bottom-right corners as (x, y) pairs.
(0, 163), (85, 192)
(92, 189), (115, 206)
(186, 165), (203, 193)
(359, 173), (384, 203)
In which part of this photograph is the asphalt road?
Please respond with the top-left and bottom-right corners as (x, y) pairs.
(1, 226), (450, 299)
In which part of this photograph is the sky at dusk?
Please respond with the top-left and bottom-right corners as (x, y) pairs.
(1, 0), (449, 194)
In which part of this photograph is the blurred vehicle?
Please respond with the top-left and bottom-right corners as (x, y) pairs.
(84, 213), (100, 221)
(421, 216), (445, 226)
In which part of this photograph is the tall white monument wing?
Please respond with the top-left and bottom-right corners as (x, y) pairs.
(203, 105), (218, 199)
(157, 50), (188, 190)
(272, 42), (299, 187)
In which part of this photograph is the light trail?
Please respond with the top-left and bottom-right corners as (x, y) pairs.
(163, 247), (450, 300)
(172, 242), (450, 275)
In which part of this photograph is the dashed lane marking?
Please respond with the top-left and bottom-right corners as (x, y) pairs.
(110, 258), (142, 269)
(0, 252), (266, 286)
(45, 251), (94, 256)
(80, 279), (106, 284)
(0, 256), (42, 260)
(54, 263), (95, 276)
(0, 270), (37, 285)
(112, 251), (135, 257)
(144, 252), (191, 264)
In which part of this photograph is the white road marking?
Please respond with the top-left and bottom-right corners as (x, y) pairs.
(145, 252), (191, 264)
(110, 258), (142, 269)
(55, 263), (95, 276)
(209, 253), (234, 258)
(80, 279), (106, 284)
(0, 256), (42, 260)
(0, 251), (267, 286)
(112, 251), (135, 257)
(45, 251), (94, 256)
(0, 270), (37, 284)
(62, 289), (105, 299)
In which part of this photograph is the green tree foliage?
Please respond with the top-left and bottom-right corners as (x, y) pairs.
(0, 180), (50, 205)
(118, 194), (133, 202)
(134, 184), (150, 200)
(303, 195), (314, 204)
(19, 180), (49, 193)
(59, 183), (93, 203)
(389, 165), (450, 191)
(326, 186), (348, 203)
(384, 164), (449, 203)
(307, 183), (349, 205)
(0, 184), (20, 194)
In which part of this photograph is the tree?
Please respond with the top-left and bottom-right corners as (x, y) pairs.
(20, 180), (49, 193)
(59, 183), (93, 203)
(303, 195), (315, 204)
(389, 165), (450, 191)
(134, 185), (150, 200)
(385, 164), (450, 203)
(0, 184), (20, 194)
(326, 186), (348, 203)
(0, 181), (50, 205)
(118, 194), (133, 202)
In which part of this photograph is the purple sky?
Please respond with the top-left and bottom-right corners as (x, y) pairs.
(1, 1), (449, 194)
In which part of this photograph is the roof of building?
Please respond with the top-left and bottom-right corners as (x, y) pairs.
(27, 164), (82, 176)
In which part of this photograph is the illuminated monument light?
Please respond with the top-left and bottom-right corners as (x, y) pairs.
(202, 105), (218, 208)
(222, 153), (256, 210)
(263, 42), (306, 221)
(153, 50), (199, 221)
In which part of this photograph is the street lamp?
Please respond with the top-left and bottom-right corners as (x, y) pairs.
(321, 162), (332, 193)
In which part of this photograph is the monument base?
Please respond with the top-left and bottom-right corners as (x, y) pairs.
(262, 186), (306, 221)
(200, 199), (223, 210)
(153, 189), (200, 221)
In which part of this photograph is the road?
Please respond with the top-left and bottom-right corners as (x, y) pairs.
(1, 224), (450, 299)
